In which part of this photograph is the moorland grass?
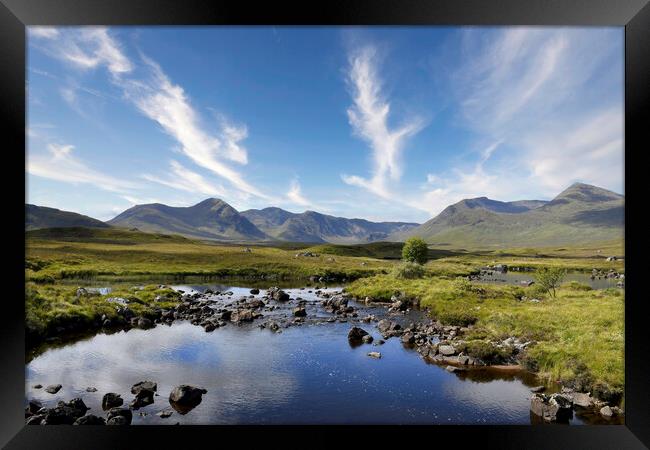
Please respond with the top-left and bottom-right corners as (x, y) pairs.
(26, 236), (390, 282)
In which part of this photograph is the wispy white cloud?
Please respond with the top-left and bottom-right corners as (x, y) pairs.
(141, 160), (227, 198)
(28, 143), (138, 193)
(29, 27), (273, 202)
(417, 27), (624, 216)
(342, 45), (424, 199)
(417, 141), (513, 215)
(119, 56), (269, 200)
(523, 106), (624, 194)
(31, 27), (132, 76)
(29, 27), (60, 39)
(219, 118), (248, 165)
(286, 179), (312, 208)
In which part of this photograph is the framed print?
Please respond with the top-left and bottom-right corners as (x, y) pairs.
(1, 0), (649, 448)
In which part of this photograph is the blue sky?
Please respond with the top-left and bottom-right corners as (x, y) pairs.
(26, 26), (624, 222)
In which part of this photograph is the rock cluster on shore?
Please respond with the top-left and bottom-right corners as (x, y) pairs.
(529, 388), (624, 422)
(25, 382), (206, 425)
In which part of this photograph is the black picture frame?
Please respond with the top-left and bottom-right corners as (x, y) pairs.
(1, 0), (649, 448)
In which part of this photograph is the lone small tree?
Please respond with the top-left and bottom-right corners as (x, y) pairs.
(534, 267), (567, 298)
(402, 237), (428, 265)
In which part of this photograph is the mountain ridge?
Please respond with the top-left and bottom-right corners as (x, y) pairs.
(27, 182), (624, 247)
(26, 204), (110, 231)
(394, 182), (623, 247)
(241, 208), (419, 244)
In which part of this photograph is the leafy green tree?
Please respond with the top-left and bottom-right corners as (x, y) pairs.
(534, 267), (567, 298)
(402, 237), (428, 265)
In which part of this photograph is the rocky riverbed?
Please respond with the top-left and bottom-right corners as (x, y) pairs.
(25, 284), (623, 425)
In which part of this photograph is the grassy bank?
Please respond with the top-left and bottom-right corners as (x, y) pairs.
(346, 274), (624, 397)
(25, 283), (182, 346)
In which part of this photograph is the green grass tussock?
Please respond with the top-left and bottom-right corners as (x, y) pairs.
(391, 261), (426, 279)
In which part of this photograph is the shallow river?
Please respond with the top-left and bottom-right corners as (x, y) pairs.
(25, 285), (614, 425)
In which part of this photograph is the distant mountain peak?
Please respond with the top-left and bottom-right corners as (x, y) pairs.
(396, 182), (623, 247)
(553, 182), (622, 203)
(192, 198), (227, 208)
(108, 197), (267, 241)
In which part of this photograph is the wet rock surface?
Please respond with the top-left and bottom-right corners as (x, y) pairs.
(44, 384), (62, 394)
(169, 385), (207, 414)
(102, 393), (123, 410)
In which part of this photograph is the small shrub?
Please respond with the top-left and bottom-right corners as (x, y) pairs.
(391, 261), (425, 279)
(526, 283), (548, 299)
(401, 237), (428, 265)
(461, 340), (511, 364)
(437, 310), (478, 327)
(535, 267), (567, 298)
(508, 286), (525, 297)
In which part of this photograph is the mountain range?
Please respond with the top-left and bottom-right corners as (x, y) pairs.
(26, 182), (624, 247)
(393, 183), (624, 247)
(240, 207), (418, 244)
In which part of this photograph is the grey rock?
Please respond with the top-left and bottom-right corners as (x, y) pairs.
(45, 384), (62, 394)
(26, 415), (45, 425)
(106, 407), (132, 425)
(102, 393), (123, 410)
(135, 317), (154, 329)
(169, 385), (207, 407)
(268, 287), (290, 302)
(27, 399), (43, 415)
(131, 381), (157, 395)
(600, 406), (614, 418)
(231, 309), (254, 322)
(530, 393), (573, 422)
(401, 332), (415, 344)
(571, 392), (594, 408)
(347, 327), (369, 342)
(438, 345), (456, 356)
(74, 414), (106, 425)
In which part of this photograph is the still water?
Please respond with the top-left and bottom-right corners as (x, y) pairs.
(475, 272), (622, 290)
(25, 286), (611, 425)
